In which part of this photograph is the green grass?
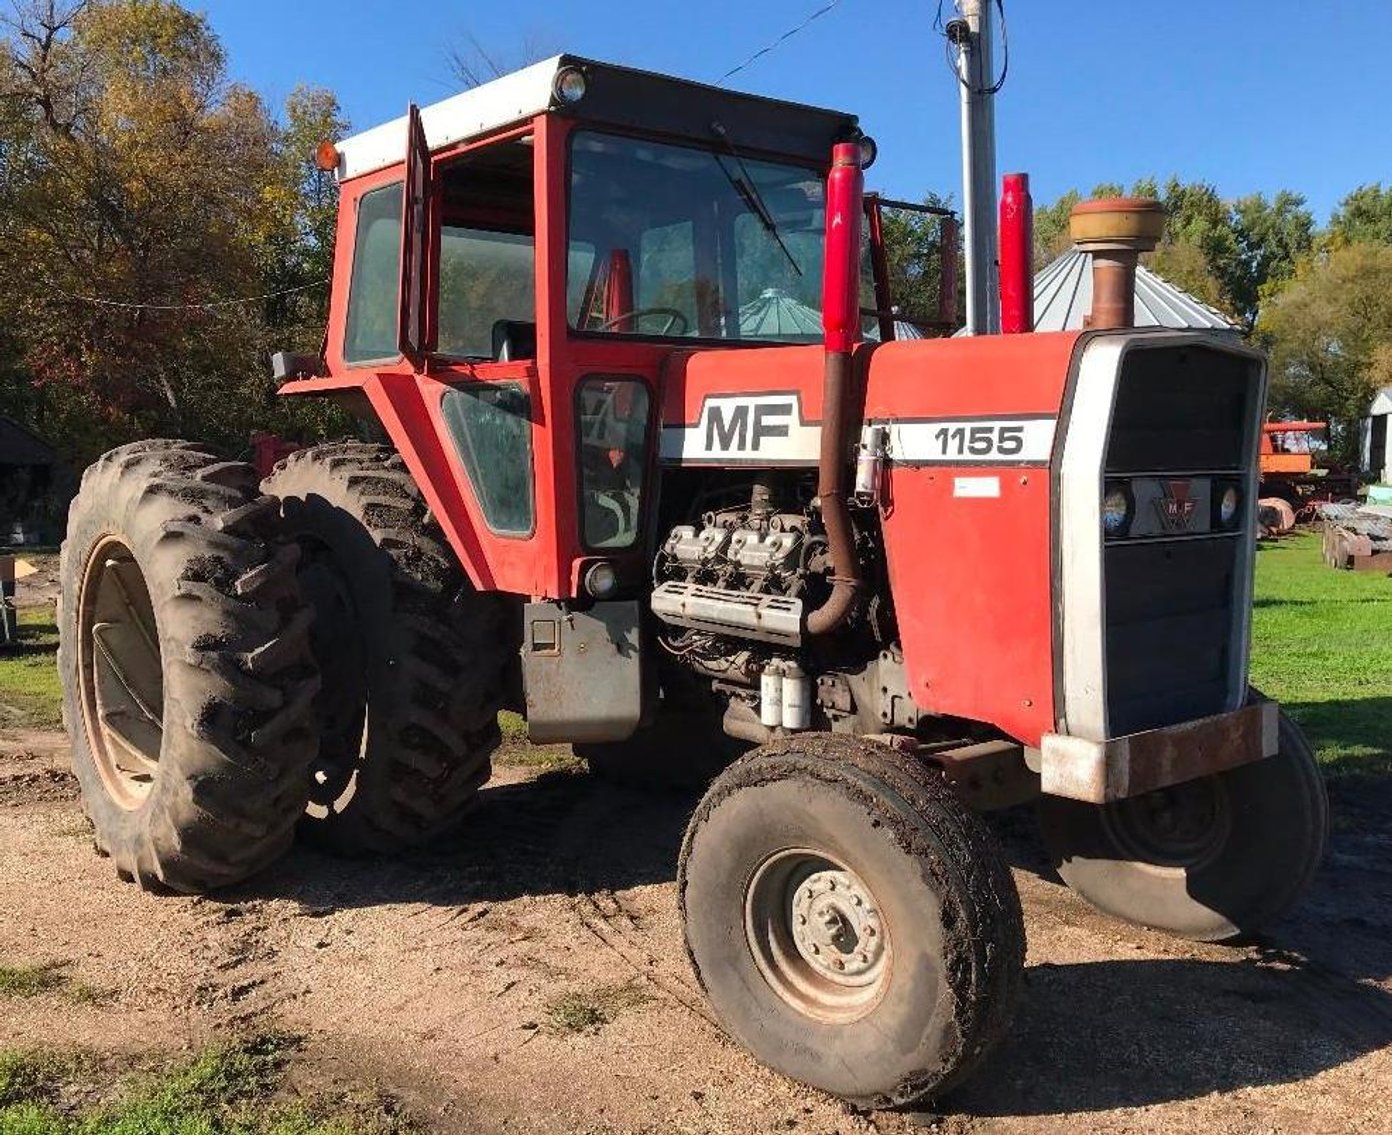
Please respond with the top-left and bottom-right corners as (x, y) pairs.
(0, 1034), (422, 1135)
(492, 711), (581, 772)
(0, 962), (110, 1008)
(0, 964), (68, 1000)
(0, 606), (62, 731)
(1250, 532), (1392, 776)
(543, 982), (651, 1035)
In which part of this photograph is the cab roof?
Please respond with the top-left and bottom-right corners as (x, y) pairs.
(334, 55), (861, 182)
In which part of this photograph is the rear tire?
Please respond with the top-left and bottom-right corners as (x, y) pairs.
(1037, 709), (1328, 941)
(679, 735), (1025, 1108)
(59, 441), (319, 892)
(263, 442), (508, 855)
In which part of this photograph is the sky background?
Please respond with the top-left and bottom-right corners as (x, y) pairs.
(199, 0), (1389, 222)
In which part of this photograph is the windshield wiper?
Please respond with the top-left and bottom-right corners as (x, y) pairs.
(710, 120), (802, 278)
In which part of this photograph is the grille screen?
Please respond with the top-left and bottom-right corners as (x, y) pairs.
(1104, 538), (1240, 734)
(1106, 346), (1254, 473)
(1101, 345), (1259, 735)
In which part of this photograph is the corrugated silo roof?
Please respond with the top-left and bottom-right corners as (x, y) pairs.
(1032, 247), (1240, 334)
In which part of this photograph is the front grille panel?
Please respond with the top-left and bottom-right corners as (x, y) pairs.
(1104, 537), (1240, 734)
(1100, 344), (1260, 736)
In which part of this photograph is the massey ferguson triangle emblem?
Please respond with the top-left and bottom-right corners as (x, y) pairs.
(1156, 480), (1198, 531)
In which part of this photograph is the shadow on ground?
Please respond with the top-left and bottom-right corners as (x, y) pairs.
(217, 721), (1392, 1118)
(245, 768), (697, 911)
(946, 950), (1392, 1117)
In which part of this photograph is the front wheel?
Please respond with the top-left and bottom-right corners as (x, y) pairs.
(679, 736), (1025, 1108)
(1038, 710), (1328, 942)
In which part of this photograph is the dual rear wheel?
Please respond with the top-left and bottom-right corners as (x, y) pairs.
(62, 441), (509, 891)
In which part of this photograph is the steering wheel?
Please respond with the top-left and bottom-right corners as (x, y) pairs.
(594, 307), (689, 335)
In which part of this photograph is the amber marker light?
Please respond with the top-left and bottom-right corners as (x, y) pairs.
(314, 140), (340, 173)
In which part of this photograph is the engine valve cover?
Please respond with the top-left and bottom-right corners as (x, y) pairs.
(651, 581), (803, 644)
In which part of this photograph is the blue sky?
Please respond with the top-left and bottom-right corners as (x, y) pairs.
(199, 0), (1388, 222)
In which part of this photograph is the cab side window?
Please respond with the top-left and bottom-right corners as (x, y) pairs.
(344, 183), (403, 364)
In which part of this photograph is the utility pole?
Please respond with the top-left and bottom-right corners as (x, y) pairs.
(949, 0), (999, 335)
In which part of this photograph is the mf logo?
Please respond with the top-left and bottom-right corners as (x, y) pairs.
(1155, 479), (1198, 532)
(704, 397), (794, 452)
(662, 394), (820, 464)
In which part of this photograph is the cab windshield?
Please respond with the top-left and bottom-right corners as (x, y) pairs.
(567, 131), (871, 343)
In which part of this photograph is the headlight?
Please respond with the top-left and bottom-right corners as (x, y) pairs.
(583, 560), (619, 599)
(553, 66), (588, 105)
(857, 135), (878, 170)
(1215, 483), (1242, 530)
(1102, 482), (1132, 537)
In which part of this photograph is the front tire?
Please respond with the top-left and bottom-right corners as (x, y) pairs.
(263, 443), (508, 855)
(1038, 710), (1328, 941)
(60, 441), (319, 892)
(679, 736), (1025, 1108)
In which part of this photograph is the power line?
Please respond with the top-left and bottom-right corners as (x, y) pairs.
(50, 280), (328, 313)
(716, 0), (848, 86)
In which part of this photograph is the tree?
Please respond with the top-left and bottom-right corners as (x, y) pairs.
(444, 31), (555, 90)
(1330, 184), (1392, 246)
(1032, 189), (1079, 267)
(0, 0), (348, 462)
(1258, 242), (1392, 465)
(1031, 177), (1316, 327)
(877, 192), (962, 332)
(1228, 191), (1314, 329)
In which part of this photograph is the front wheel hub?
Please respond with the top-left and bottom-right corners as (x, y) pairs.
(744, 849), (891, 1023)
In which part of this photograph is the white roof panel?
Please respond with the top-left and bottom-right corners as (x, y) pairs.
(335, 56), (564, 181)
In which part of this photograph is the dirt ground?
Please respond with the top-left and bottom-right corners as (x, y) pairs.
(1, 726), (1389, 1135)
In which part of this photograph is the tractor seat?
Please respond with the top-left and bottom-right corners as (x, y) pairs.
(492, 320), (537, 362)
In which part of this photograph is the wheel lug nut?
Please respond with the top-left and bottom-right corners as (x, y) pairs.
(810, 944), (820, 955)
(833, 958), (845, 970)
(797, 914), (807, 926)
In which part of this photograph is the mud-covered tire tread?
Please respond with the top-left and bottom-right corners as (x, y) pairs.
(678, 734), (1026, 1109)
(59, 440), (319, 893)
(263, 442), (506, 854)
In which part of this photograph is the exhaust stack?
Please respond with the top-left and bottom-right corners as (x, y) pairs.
(806, 141), (864, 638)
(1069, 197), (1166, 330)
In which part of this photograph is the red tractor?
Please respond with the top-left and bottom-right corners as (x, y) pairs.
(59, 57), (1327, 1108)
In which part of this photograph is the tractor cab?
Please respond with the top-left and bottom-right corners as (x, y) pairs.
(281, 57), (897, 601)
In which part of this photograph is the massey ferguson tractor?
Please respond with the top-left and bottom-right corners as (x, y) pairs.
(58, 56), (1328, 1108)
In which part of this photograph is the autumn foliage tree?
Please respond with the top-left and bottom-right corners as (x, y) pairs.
(0, 0), (347, 464)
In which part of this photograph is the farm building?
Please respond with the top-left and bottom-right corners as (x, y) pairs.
(1363, 387), (1392, 486)
(0, 417), (62, 545)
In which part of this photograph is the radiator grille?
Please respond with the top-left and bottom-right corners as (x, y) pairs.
(1101, 345), (1260, 736)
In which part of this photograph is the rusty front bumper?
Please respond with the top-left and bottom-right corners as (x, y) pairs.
(1039, 701), (1279, 804)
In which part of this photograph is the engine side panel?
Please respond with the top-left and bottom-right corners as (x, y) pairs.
(864, 333), (1082, 747)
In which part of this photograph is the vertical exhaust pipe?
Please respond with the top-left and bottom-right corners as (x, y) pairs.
(1069, 197), (1166, 330)
(806, 142), (864, 637)
(998, 172), (1034, 334)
